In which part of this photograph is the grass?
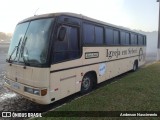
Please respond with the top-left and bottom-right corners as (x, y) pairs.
(34, 62), (160, 120)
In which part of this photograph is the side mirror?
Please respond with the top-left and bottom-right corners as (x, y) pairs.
(58, 27), (66, 41)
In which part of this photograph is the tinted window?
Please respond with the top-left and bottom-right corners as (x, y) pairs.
(120, 31), (130, 45)
(125, 33), (130, 45)
(138, 35), (143, 45)
(54, 30), (68, 51)
(131, 33), (137, 45)
(135, 34), (138, 45)
(70, 27), (79, 50)
(83, 23), (94, 44)
(120, 31), (125, 45)
(131, 34), (134, 45)
(144, 36), (146, 45)
(105, 27), (113, 45)
(114, 30), (119, 45)
(54, 25), (80, 62)
(95, 26), (103, 44)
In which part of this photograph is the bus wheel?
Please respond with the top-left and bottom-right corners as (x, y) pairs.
(133, 61), (138, 72)
(80, 73), (94, 94)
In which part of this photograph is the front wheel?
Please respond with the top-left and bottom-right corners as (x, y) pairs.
(80, 74), (94, 94)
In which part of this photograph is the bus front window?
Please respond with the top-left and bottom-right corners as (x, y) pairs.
(7, 18), (54, 66)
(19, 18), (54, 65)
(7, 22), (29, 62)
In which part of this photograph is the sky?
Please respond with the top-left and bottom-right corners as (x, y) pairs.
(0, 0), (159, 33)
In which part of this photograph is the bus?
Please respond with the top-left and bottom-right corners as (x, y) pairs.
(4, 13), (146, 104)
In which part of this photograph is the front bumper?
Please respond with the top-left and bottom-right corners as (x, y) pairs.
(4, 78), (51, 105)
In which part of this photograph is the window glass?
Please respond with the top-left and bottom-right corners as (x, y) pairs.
(54, 25), (80, 63)
(114, 30), (119, 45)
(138, 35), (143, 45)
(54, 27), (68, 51)
(19, 18), (54, 64)
(134, 34), (138, 45)
(120, 31), (125, 45)
(105, 28), (113, 45)
(69, 27), (79, 50)
(143, 36), (146, 45)
(95, 26), (103, 44)
(83, 23), (94, 44)
(131, 34), (136, 45)
(131, 34), (134, 45)
(7, 22), (29, 62)
(125, 33), (130, 45)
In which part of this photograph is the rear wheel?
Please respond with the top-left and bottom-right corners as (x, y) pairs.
(80, 74), (94, 94)
(133, 61), (138, 72)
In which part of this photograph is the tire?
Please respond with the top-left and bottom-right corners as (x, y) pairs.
(133, 61), (138, 72)
(80, 73), (94, 94)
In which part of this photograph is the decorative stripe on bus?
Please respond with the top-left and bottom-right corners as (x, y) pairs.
(50, 55), (140, 73)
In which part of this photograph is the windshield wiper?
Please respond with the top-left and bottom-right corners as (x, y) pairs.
(22, 55), (30, 68)
(8, 37), (22, 63)
(20, 37), (30, 67)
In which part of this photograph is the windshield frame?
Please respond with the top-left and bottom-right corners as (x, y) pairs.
(7, 17), (56, 68)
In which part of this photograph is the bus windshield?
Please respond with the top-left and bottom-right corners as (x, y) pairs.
(7, 18), (54, 66)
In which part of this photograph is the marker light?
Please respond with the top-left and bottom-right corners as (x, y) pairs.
(41, 89), (47, 96)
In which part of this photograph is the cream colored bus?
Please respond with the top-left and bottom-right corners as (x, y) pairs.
(4, 13), (146, 104)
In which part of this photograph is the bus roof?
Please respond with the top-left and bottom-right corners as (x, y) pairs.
(18, 12), (146, 36)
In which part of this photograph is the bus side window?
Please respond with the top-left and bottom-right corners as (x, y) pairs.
(54, 25), (80, 63)
(125, 33), (130, 45)
(131, 33), (137, 45)
(143, 36), (146, 46)
(114, 30), (120, 45)
(138, 35), (143, 46)
(121, 31), (129, 45)
(131, 34), (134, 45)
(95, 26), (104, 44)
(83, 23), (95, 44)
(83, 23), (104, 45)
(105, 27), (114, 45)
(120, 31), (125, 45)
(135, 34), (138, 45)
(69, 26), (80, 58)
(57, 27), (67, 41)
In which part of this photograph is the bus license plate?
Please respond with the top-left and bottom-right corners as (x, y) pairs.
(12, 82), (20, 89)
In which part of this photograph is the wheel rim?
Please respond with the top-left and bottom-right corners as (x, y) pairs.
(82, 77), (90, 90)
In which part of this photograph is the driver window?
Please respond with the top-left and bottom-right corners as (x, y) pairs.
(54, 25), (80, 63)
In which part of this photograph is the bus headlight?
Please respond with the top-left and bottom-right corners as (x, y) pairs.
(24, 87), (47, 96)
(24, 87), (40, 95)
(33, 89), (40, 95)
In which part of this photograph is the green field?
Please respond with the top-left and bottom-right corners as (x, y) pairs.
(35, 62), (160, 120)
